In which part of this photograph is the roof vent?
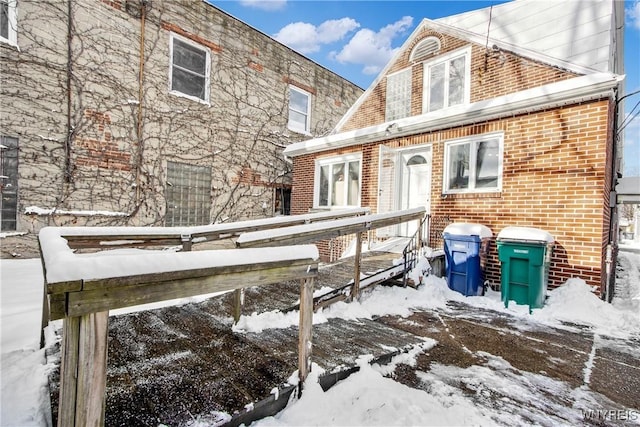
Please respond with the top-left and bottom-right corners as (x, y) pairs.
(410, 37), (441, 62)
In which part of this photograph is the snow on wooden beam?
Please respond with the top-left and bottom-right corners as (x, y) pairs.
(58, 208), (370, 249)
(236, 207), (426, 248)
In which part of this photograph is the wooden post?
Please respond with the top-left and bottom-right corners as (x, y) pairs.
(233, 288), (244, 324)
(57, 311), (109, 427)
(298, 276), (314, 394)
(181, 234), (193, 252)
(352, 232), (362, 301)
(38, 241), (50, 349)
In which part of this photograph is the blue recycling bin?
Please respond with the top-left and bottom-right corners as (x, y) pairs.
(443, 223), (493, 296)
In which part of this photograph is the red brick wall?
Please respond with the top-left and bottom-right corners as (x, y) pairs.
(292, 99), (612, 290)
(340, 31), (576, 133)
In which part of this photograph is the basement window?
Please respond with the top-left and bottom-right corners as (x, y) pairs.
(165, 161), (211, 226)
(169, 33), (210, 103)
(315, 154), (361, 208)
(0, 0), (17, 47)
(443, 133), (503, 194)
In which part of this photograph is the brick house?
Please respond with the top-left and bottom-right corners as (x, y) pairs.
(283, 0), (625, 296)
(0, 0), (362, 232)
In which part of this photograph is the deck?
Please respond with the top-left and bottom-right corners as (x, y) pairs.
(46, 248), (640, 427)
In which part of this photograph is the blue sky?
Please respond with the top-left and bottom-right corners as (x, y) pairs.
(211, 0), (640, 177)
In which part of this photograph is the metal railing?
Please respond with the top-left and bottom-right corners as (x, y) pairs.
(402, 214), (430, 286)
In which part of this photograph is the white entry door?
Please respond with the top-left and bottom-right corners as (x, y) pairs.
(399, 148), (431, 237)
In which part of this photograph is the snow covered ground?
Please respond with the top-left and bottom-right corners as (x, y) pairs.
(2, 245), (640, 426)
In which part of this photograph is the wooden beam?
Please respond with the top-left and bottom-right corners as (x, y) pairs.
(233, 288), (244, 324)
(236, 207), (425, 248)
(60, 261), (317, 319)
(352, 232), (362, 301)
(61, 208), (370, 250)
(57, 316), (80, 427)
(298, 276), (314, 393)
(57, 312), (109, 427)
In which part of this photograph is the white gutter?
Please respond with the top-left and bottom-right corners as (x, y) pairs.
(284, 72), (623, 158)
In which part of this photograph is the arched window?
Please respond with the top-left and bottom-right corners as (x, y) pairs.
(410, 37), (441, 62)
(407, 155), (427, 166)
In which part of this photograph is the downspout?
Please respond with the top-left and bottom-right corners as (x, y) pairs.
(606, 87), (640, 301)
(135, 0), (147, 203)
(605, 90), (620, 303)
(64, 0), (73, 183)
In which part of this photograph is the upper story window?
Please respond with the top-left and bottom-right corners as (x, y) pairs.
(385, 68), (412, 121)
(423, 47), (471, 113)
(443, 133), (503, 194)
(169, 33), (210, 103)
(0, 0), (17, 47)
(288, 86), (311, 134)
(315, 154), (361, 208)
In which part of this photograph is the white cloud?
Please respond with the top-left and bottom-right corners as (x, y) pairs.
(239, 0), (286, 11)
(274, 18), (360, 54)
(626, 0), (640, 30)
(332, 16), (414, 75)
(317, 18), (360, 44)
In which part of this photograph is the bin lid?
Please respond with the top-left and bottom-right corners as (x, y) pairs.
(497, 226), (554, 243)
(443, 223), (493, 238)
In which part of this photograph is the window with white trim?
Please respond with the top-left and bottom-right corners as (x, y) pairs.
(385, 68), (412, 121)
(424, 47), (470, 113)
(0, 0), (17, 46)
(169, 33), (210, 103)
(315, 154), (361, 208)
(443, 133), (503, 193)
(288, 86), (311, 134)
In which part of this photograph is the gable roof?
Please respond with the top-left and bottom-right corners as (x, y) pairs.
(332, 0), (622, 134)
(435, 0), (620, 74)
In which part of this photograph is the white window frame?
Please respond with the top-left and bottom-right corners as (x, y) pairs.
(288, 85), (311, 134)
(314, 153), (362, 209)
(423, 46), (471, 113)
(443, 132), (503, 195)
(385, 68), (412, 121)
(168, 32), (211, 104)
(0, 0), (17, 47)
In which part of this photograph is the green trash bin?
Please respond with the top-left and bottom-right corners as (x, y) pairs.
(497, 227), (554, 311)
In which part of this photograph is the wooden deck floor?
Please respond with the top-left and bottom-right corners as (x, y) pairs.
(47, 249), (640, 427)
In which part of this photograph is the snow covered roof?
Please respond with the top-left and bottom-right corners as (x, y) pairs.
(444, 223), (493, 239)
(497, 227), (554, 243)
(284, 72), (622, 157)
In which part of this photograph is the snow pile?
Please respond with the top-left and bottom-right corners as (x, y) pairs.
(234, 254), (640, 341)
(255, 344), (498, 427)
(2, 249), (640, 426)
(255, 344), (624, 427)
(532, 278), (640, 339)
